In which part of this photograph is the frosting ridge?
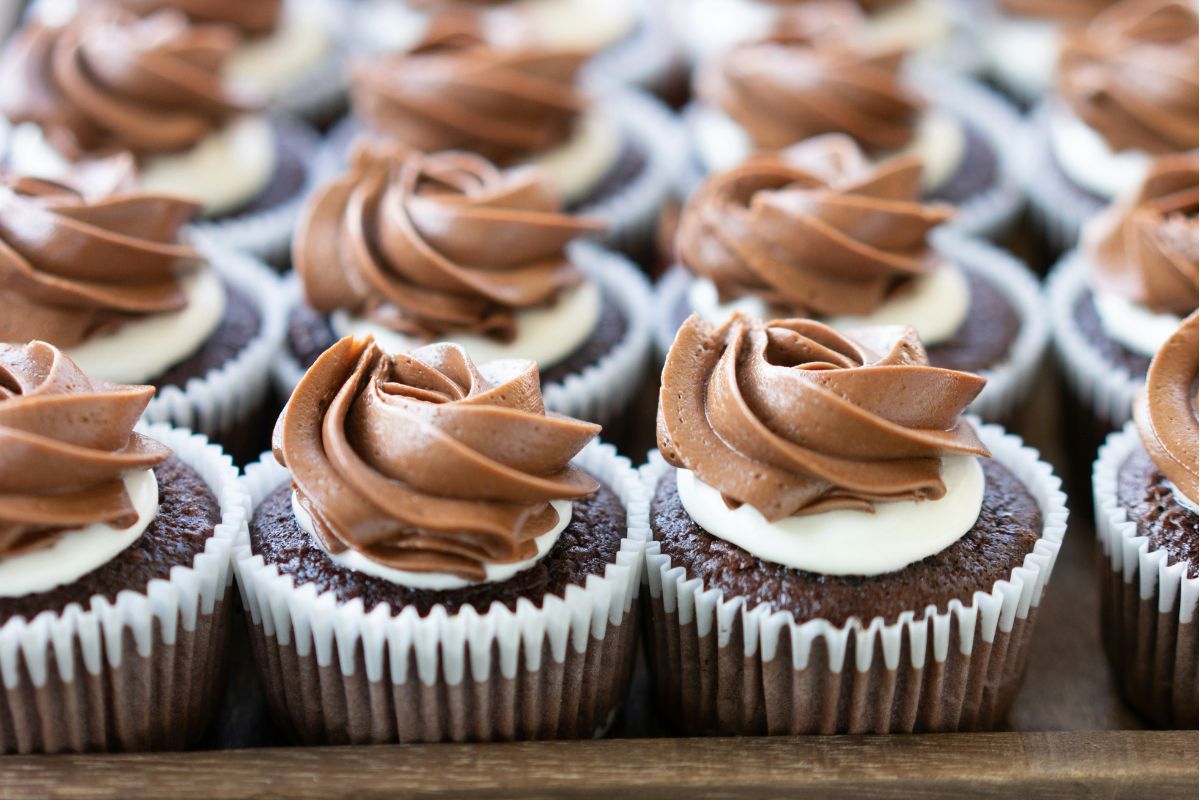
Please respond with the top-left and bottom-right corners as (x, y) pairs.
(111, 0), (283, 36)
(1134, 311), (1199, 505)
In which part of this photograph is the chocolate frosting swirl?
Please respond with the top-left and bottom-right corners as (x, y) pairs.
(0, 164), (205, 348)
(1058, 0), (1199, 155)
(1134, 311), (1199, 505)
(0, 341), (171, 559)
(1086, 152), (1199, 316)
(695, 36), (922, 154)
(350, 41), (586, 165)
(111, 0), (283, 36)
(657, 315), (988, 520)
(0, 8), (254, 160)
(678, 135), (953, 317)
(274, 335), (600, 580)
(295, 139), (603, 341)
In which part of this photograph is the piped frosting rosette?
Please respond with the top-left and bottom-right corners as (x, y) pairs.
(0, 341), (248, 753)
(237, 335), (647, 743)
(1093, 312), (1198, 727)
(642, 315), (1068, 734)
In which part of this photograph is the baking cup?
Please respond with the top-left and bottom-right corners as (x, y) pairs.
(640, 418), (1068, 735)
(652, 229), (1048, 423)
(1046, 252), (1142, 430)
(189, 113), (323, 266)
(274, 241), (654, 427)
(582, 0), (682, 96)
(0, 423), (249, 754)
(146, 237), (287, 457)
(260, 1), (349, 123)
(1093, 424), (1199, 727)
(235, 439), (648, 744)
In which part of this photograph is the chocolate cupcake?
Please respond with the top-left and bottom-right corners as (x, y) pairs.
(1022, 0), (1198, 250)
(682, 9), (1021, 238)
(641, 315), (1067, 735)
(655, 136), (1047, 422)
(1048, 152), (1197, 440)
(0, 341), (246, 753)
(0, 6), (322, 262)
(1093, 312), (1198, 727)
(0, 164), (286, 461)
(279, 139), (652, 425)
(237, 335), (646, 744)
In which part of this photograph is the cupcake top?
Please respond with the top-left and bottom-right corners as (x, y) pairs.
(0, 340), (170, 558)
(295, 138), (604, 342)
(678, 134), (953, 319)
(273, 334), (600, 581)
(1134, 311), (1198, 506)
(1057, 0), (1199, 156)
(657, 314), (988, 520)
(1085, 152), (1199, 317)
(110, 0), (283, 36)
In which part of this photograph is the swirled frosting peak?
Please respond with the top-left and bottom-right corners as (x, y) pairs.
(696, 35), (922, 153)
(112, 0), (283, 36)
(295, 138), (604, 340)
(0, 8), (256, 160)
(1058, 0), (1199, 155)
(0, 341), (170, 559)
(1134, 311), (1199, 505)
(350, 40), (586, 164)
(1086, 152), (1199, 315)
(678, 134), (953, 316)
(657, 315), (989, 520)
(0, 164), (205, 348)
(274, 335), (601, 580)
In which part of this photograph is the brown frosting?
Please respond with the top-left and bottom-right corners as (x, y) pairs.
(695, 35), (923, 154)
(677, 134), (953, 317)
(349, 40), (586, 165)
(0, 8), (255, 161)
(1085, 152), (1199, 316)
(273, 335), (600, 580)
(0, 341), (171, 559)
(657, 315), (988, 520)
(295, 139), (603, 341)
(1134, 311), (1199, 505)
(110, 0), (283, 36)
(1058, 0), (1199, 155)
(1000, 0), (1117, 21)
(0, 163), (205, 348)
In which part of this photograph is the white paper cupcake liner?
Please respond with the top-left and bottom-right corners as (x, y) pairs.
(274, 241), (654, 427)
(582, 0), (683, 96)
(652, 231), (1048, 423)
(1046, 252), (1142, 430)
(235, 439), (648, 744)
(188, 113), (322, 266)
(0, 423), (250, 754)
(146, 238), (287, 451)
(639, 418), (1068, 734)
(1093, 424), (1199, 727)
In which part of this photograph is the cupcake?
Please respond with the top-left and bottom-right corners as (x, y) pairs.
(237, 334), (646, 743)
(0, 6), (322, 262)
(1093, 311), (1198, 727)
(281, 139), (652, 425)
(683, 11), (1021, 237)
(656, 135), (1047, 422)
(0, 341), (246, 753)
(1023, 0), (1198, 250)
(642, 314), (1067, 735)
(1048, 152), (1197, 442)
(0, 163), (285, 462)
(328, 30), (683, 260)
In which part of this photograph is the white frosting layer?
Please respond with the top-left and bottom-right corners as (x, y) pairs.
(67, 267), (227, 385)
(8, 115), (277, 216)
(687, 261), (970, 346)
(982, 16), (1060, 101)
(225, 0), (334, 95)
(1093, 290), (1184, 358)
(526, 110), (622, 205)
(0, 468), (158, 597)
(1049, 107), (1152, 201)
(693, 106), (965, 193)
(676, 455), (985, 576)
(331, 279), (601, 369)
(292, 490), (572, 590)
